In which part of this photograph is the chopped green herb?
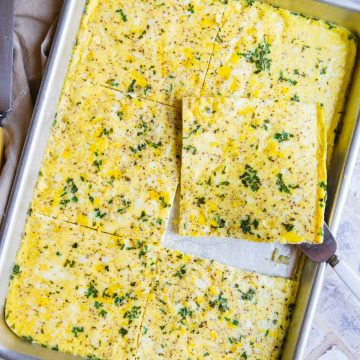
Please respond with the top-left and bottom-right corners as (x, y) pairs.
(325, 21), (336, 30)
(282, 223), (294, 232)
(138, 29), (147, 39)
(124, 306), (141, 323)
(114, 296), (125, 306)
(174, 265), (187, 279)
(240, 164), (261, 191)
(228, 335), (243, 344)
(116, 9), (127, 22)
(117, 111), (124, 120)
(99, 127), (113, 137)
(159, 196), (170, 208)
(87, 355), (102, 360)
(187, 121), (203, 137)
(276, 173), (290, 193)
(127, 79), (136, 93)
(196, 197), (206, 207)
(319, 181), (327, 190)
(239, 39), (271, 73)
(60, 178), (78, 207)
(209, 292), (229, 313)
(63, 259), (76, 268)
(117, 198), (131, 214)
(137, 121), (149, 136)
(274, 131), (294, 143)
(11, 264), (21, 279)
(188, 3), (195, 13)
(147, 140), (162, 149)
(119, 327), (128, 337)
(71, 326), (84, 337)
(276, 173), (298, 194)
(94, 208), (106, 219)
(183, 145), (197, 155)
(94, 301), (103, 309)
(240, 288), (255, 301)
(215, 32), (223, 43)
(99, 309), (107, 317)
(93, 159), (103, 172)
(278, 71), (297, 86)
(178, 307), (193, 322)
(129, 143), (147, 153)
(85, 282), (98, 298)
(138, 244), (149, 258)
(240, 215), (259, 235)
(21, 336), (33, 343)
(290, 94), (300, 102)
(212, 215), (226, 229)
(144, 84), (152, 95)
(218, 181), (230, 186)
(138, 211), (149, 222)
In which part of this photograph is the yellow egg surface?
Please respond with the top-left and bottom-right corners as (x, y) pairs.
(203, 0), (356, 163)
(5, 213), (157, 360)
(135, 248), (299, 359)
(32, 79), (180, 244)
(5, 0), (356, 358)
(68, 0), (225, 107)
(180, 97), (326, 244)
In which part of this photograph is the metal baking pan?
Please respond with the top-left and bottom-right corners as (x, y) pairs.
(0, 0), (359, 359)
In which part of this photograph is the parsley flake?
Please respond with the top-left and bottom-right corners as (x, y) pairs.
(240, 165), (261, 191)
(116, 9), (127, 22)
(239, 39), (271, 73)
(274, 131), (294, 143)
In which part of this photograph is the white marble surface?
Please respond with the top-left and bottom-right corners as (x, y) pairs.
(305, 151), (360, 359)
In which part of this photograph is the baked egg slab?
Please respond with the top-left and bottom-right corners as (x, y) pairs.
(5, 213), (157, 360)
(203, 0), (356, 162)
(69, 0), (225, 107)
(180, 97), (326, 244)
(135, 248), (298, 359)
(32, 79), (180, 244)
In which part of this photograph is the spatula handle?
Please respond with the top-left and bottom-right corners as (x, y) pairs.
(0, 127), (3, 169)
(328, 255), (360, 301)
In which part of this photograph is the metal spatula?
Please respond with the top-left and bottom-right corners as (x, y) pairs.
(300, 223), (360, 300)
(0, 0), (15, 166)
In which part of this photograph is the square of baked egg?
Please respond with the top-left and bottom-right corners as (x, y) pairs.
(70, 0), (225, 107)
(180, 97), (326, 244)
(6, 214), (157, 360)
(32, 79), (180, 245)
(136, 248), (298, 359)
(203, 0), (356, 163)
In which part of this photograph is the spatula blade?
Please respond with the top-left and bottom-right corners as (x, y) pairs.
(300, 223), (337, 263)
(0, 0), (14, 116)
